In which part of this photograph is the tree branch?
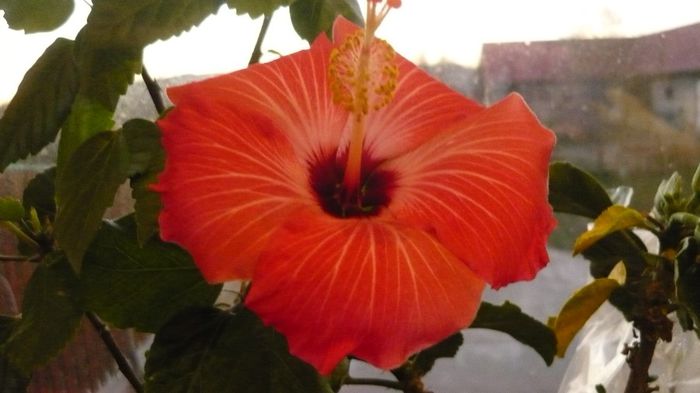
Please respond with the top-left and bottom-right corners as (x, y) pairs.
(86, 312), (144, 393)
(248, 13), (273, 66)
(141, 66), (166, 114)
(344, 377), (403, 390)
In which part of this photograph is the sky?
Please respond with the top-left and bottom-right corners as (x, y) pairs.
(2, 0), (700, 102)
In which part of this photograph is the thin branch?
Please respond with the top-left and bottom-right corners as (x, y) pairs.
(0, 254), (40, 262)
(141, 66), (166, 114)
(248, 13), (273, 66)
(86, 312), (145, 393)
(344, 377), (403, 390)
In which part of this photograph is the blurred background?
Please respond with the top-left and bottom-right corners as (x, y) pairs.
(2, 1), (700, 392)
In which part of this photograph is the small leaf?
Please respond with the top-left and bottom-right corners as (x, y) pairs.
(1, 0), (74, 33)
(653, 172), (687, 219)
(82, 217), (221, 333)
(549, 278), (620, 357)
(122, 119), (164, 244)
(290, 0), (363, 41)
(469, 301), (556, 366)
(144, 307), (332, 393)
(574, 205), (647, 255)
(1, 254), (83, 373)
(0, 198), (24, 222)
(227, 0), (296, 17)
(54, 131), (130, 272)
(549, 162), (612, 218)
(412, 332), (463, 377)
(0, 38), (78, 171)
(22, 167), (56, 221)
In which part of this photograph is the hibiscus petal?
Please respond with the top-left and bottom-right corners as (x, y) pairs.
(155, 97), (312, 283)
(166, 33), (348, 161)
(244, 211), (485, 374)
(382, 93), (556, 288)
(332, 17), (485, 160)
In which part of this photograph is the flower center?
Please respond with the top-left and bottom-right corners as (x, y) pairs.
(309, 151), (396, 218)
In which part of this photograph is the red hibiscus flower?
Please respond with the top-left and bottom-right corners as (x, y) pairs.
(155, 8), (555, 374)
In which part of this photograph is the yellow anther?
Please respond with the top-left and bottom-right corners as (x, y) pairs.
(328, 30), (398, 115)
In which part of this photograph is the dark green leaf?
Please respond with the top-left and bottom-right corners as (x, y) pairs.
(83, 0), (225, 47)
(123, 119), (165, 244)
(55, 131), (130, 272)
(22, 167), (56, 221)
(1, 0), (74, 33)
(1, 254), (83, 374)
(0, 317), (29, 390)
(82, 217), (221, 333)
(290, 0), (362, 41)
(412, 332), (463, 377)
(227, 0), (296, 17)
(0, 38), (78, 171)
(583, 231), (647, 279)
(549, 162), (613, 218)
(469, 301), (556, 366)
(122, 119), (163, 176)
(145, 307), (332, 393)
(0, 198), (24, 222)
(676, 237), (700, 334)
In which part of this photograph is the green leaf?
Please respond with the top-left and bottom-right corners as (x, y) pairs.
(412, 332), (463, 377)
(1, 0), (74, 33)
(82, 217), (221, 333)
(0, 316), (30, 391)
(676, 237), (700, 336)
(1, 254), (83, 374)
(0, 198), (24, 222)
(0, 38), (78, 172)
(653, 172), (687, 219)
(549, 278), (620, 357)
(22, 167), (56, 221)
(123, 119), (164, 244)
(469, 301), (556, 366)
(549, 162), (613, 218)
(145, 307), (332, 393)
(227, 0), (296, 17)
(574, 205), (648, 255)
(54, 131), (130, 272)
(290, 0), (363, 41)
(83, 0), (225, 47)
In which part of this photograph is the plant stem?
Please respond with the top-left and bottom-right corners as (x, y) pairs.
(248, 13), (273, 65)
(86, 312), (144, 393)
(141, 66), (166, 114)
(0, 221), (39, 251)
(623, 327), (658, 393)
(344, 377), (403, 390)
(0, 254), (39, 262)
(391, 368), (431, 393)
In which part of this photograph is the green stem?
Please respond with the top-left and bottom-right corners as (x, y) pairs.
(86, 312), (144, 393)
(141, 66), (166, 114)
(0, 221), (39, 251)
(248, 13), (273, 65)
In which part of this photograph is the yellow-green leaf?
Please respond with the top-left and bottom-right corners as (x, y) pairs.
(549, 278), (620, 357)
(574, 205), (647, 255)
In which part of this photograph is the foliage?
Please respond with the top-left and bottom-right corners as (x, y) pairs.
(3, 2), (687, 393)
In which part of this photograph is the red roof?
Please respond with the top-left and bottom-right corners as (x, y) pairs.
(481, 22), (700, 83)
